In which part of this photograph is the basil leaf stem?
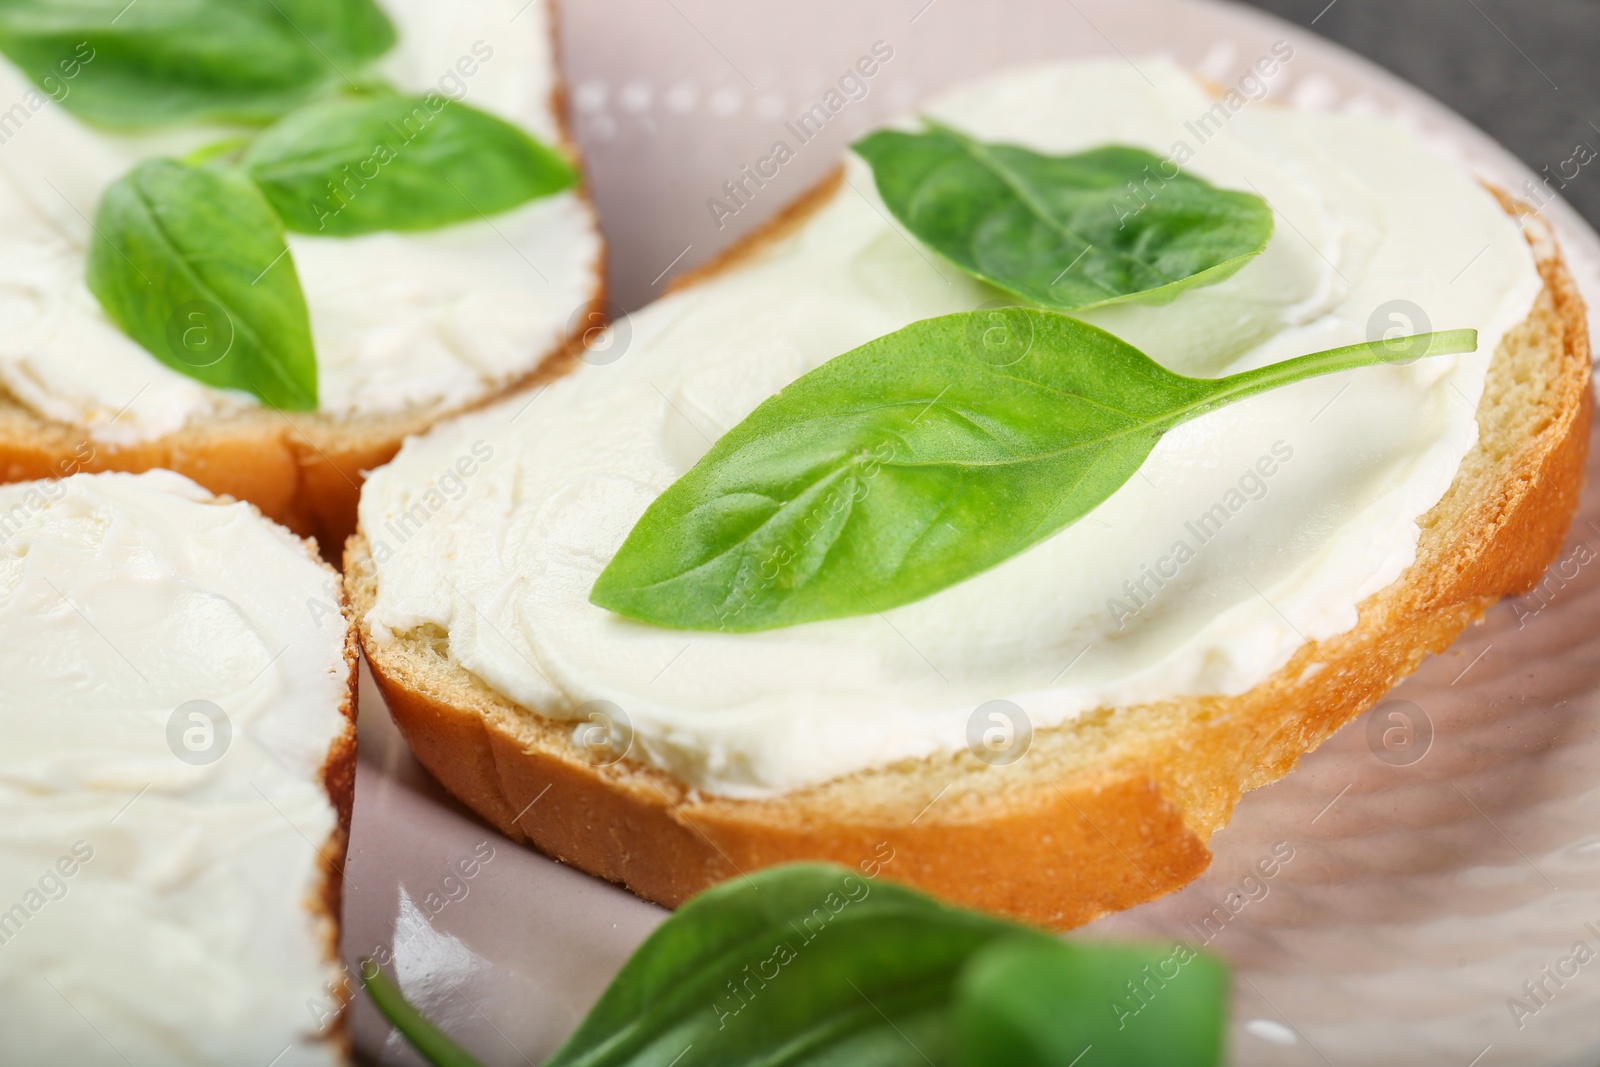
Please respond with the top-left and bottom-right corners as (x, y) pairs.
(591, 311), (1476, 632)
(853, 123), (1273, 310)
(182, 136), (253, 167)
(360, 961), (485, 1067)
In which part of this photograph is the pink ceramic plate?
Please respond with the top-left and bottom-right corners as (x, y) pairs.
(341, 1), (1600, 1063)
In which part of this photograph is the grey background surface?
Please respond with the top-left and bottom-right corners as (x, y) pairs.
(1237, 0), (1600, 226)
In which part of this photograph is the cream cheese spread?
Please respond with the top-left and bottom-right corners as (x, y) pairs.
(360, 59), (1543, 798)
(0, 0), (600, 444)
(0, 471), (350, 1065)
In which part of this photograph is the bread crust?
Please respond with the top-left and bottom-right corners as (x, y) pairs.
(292, 526), (360, 1060)
(0, 0), (605, 560)
(349, 180), (1592, 930)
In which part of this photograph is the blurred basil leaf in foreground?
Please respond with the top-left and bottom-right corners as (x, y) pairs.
(0, 0), (396, 128)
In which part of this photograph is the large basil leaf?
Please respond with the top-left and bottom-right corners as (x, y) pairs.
(591, 310), (1475, 631)
(0, 0), (395, 128)
(853, 124), (1272, 311)
(543, 864), (1042, 1067)
(242, 93), (578, 235)
(957, 938), (1227, 1067)
(86, 158), (317, 410)
(363, 864), (1231, 1067)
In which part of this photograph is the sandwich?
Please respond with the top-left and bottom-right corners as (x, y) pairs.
(348, 58), (1591, 928)
(0, 0), (603, 553)
(0, 470), (357, 1063)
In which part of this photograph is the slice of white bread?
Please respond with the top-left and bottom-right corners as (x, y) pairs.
(350, 161), (1591, 930)
(0, 0), (603, 556)
(0, 471), (357, 1063)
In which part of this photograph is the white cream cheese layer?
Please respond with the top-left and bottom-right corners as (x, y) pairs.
(361, 59), (1542, 798)
(0, 0), (600, 444)
(0, 472), (350, 1065)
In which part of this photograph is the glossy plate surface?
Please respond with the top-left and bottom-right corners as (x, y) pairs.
(342, 2), (1600, 1063)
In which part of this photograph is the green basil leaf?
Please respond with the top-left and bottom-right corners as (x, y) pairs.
(544, 864), (1042, 1067)
(361, 962), (486, 1067)
(591, 310), (1475, 631)
(852, 124), (1273, 311)
(956, 938), (1227, 1067)
(86, 158), (317, 410)
(242, 94), (578, 235)
(0, 0), (395, 128)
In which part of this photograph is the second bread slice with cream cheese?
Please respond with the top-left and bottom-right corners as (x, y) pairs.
(0, 470), (357, 1064)
(349, 59), (1592, 927)
(0, 0), (602, 554)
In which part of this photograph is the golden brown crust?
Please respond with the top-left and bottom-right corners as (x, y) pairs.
(314, 576), (360, 935)
(0, 0), (606, 563)
(350, 180), (1592, 930)
(299, 530), (359, 1059)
